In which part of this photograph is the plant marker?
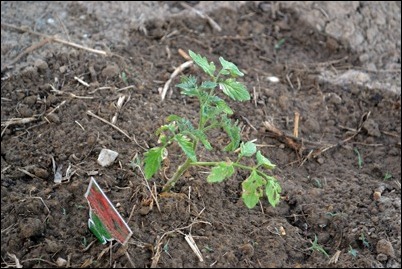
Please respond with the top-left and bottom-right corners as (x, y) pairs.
(85, 177), (133, 245)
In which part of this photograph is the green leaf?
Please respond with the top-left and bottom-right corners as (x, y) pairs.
(177, 75), (198, 96)
(207, 162), (235, 183)
(219, 79), (250, 101)
(242, 170), (265, 208)
(256, 151), (276, 169)
(200, 81), (217, 89)
(158, 133), (168, 144)
(193, 130), (212, 150)
(166, 115), (195, 135)
(121, 71), (128, 84)
(210, 96), (233, 115)
(166, 114), (182, 122)
(240, 141), (257, 157)
(221, 116), (241, 152)
(219, 57), (244, 77)
(174, 134), (197, 162)
(220, 69), (230, 75)
(265, 176), (281, 207)
(189, 50), (215, 77)
(144, 147), (165, 179)
(156, 122), (176, 136)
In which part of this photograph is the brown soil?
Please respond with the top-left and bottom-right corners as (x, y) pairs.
(1, 1), (401, 268)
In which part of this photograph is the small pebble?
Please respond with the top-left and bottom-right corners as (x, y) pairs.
(316, 157), (324, 164)
(56, 257), (67, 267)
(139, 206), (151, 216)
(46, 113), (60, 123)
(373, 191), (381, 201)
(34, 59), (48, 71)
(239, 243), (254, 258)
(33, 167), (49, 179)
(101, 64), (119, 77)
(97, 149), (119, 167)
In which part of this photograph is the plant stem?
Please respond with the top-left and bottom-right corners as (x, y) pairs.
(162, 158), (193, 192)
(194, 161), (252, 171)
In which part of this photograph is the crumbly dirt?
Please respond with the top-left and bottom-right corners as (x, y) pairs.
(1, 1), (401, 268)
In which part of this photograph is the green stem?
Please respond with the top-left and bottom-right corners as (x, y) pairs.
(162, 158), (193, 192)
(162, 158), (270, 192)
(194, 161), (251, 171)
(194, 161), (269, 179)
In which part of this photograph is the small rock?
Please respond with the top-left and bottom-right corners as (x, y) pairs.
(359, 53), (370, 62)
(316, 157), (324, 164)
(139, 206), (151, 216)
(326, 37), (340, 51)
(46, 113), (60, 123)
(362, 119), (381, 137)
(86, 134), (97, 145)
(101, 64), (119, 77)
(56, 257), (67, 267)
(34, 59), (48, 71)
(373, 191), (382, 201)
(376, 239), (395, 258)
(45, 239), (62, 253)
(239, 243), (254, 259)
(308, 187), (323, 196)
(267, 76), (280, 83)
(33, 167), (49, 179)
(46, 94), (58, 105)
(59, 65), (68, 74)
(24, 95), (37, 106)
(97, 149), (119, 167)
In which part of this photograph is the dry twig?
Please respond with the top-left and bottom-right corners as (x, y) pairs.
(293, 112), (300, 138)
(7, 253), (22, 268)
(2, 22), (108, 55)
(180, 2), (222, 32)
(150, 219), (211, 268)
(86, 110), (146, 150)
(160, 61), (193, 101)
(262, 111), (371, 165)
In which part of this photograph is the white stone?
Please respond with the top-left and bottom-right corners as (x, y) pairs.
(97, 149), (119, 167)
(56, 257), (67, 267)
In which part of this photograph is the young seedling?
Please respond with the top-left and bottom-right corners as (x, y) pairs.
(354, 147), (363, 169)
(308, 235), (329, 258)
(383, 172), (392, 180)
(359, 232), (370, 248)
(274, 38), (286, 50)
(348, 245), (358, 258)
(143, 50), (281, 208)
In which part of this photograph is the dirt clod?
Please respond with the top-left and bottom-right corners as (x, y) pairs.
(376, 239), (395, 258)
(19, 218), (44, 239)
